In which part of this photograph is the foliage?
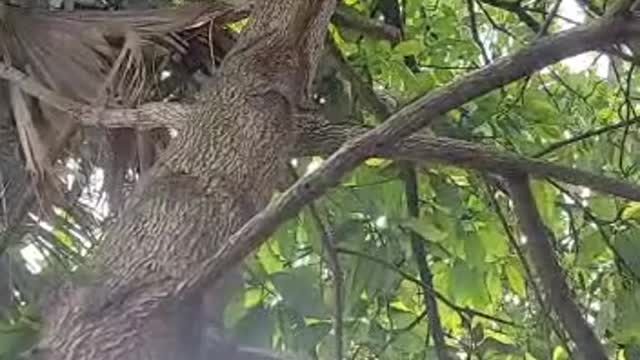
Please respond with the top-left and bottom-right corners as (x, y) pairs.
(2, 0), (640, 359)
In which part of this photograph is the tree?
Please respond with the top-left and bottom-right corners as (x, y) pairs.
(3, 0), (640, 359)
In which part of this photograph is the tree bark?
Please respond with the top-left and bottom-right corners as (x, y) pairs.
(34, 1), (336, 359)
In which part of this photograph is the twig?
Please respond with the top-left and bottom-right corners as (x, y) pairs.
(537, 0), (563, 37)
(335, 247), (519, 328)
(505, 175), (607, 360)
(466, 0), (491, 64)
(478, 0), (541, 33)
(548, 179), (640, 283)
(402, 166), (450, 360)
(533, 116), (640, 158)
(288, 165), (344, 360)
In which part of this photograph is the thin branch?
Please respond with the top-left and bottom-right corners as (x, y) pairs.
(505, 175), (607, 360)
(310, 209), (344, 360)
(326, 38), (392, 120)
(298, 121), (640, 201)
(402, 166), (450, 360)
(533, 116), (640, 157)
(288, 166), (344, 360)
(478, 0), (541, 33)
(332, 5), (402, 43)
(537, 0), (564, 37)
(335, 247), (519, 328)
(466, 0), (491, 64)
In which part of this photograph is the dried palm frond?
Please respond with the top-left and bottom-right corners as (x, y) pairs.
(0, 0), (247, 219)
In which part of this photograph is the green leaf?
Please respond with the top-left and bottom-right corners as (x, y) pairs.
(614, 231), (640, 277)
(477, 223), (510, 260)
(622, 202), (640, 220)
(464, 234), (486, 270)
(271, 266), (327, 318)
(404, 218), (448, 242)
(295, 322), (331, 353)
(0, 320), (38, 358)
(552, 346), (570, 360)
(576, 230), (608, 267)
(589, 195), (618, 220)
(393, 39), (425, 56)
(531, 181), (559, 231)
(232, 306), (275, 349)
(486, 267), (503, 302)
(505, 259), (527, 298)
(449, 260), (488, 306)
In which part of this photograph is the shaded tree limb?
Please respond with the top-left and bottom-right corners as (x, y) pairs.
(402, 166), (450, 360)
(505, 175), (607, 360)
(298, 121), (640, 201)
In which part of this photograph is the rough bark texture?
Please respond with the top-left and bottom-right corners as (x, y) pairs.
(34, 1), (336, 359)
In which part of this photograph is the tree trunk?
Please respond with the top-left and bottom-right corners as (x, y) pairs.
(34, 1), (336, 359)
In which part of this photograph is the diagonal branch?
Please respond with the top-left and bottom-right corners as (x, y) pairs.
(190, 14), (640, 303)
(505, 175), (607, 360)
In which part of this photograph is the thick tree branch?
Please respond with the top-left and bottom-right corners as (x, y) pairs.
(188, 14), (640, 297)
(298, 121), (640, 201)
(505, 175), (607, 360)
